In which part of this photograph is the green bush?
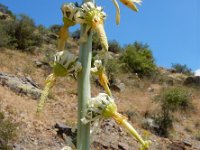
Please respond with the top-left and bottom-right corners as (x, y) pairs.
(153, 86), (192, 137)
(155, 87), (192, 111)
(0, 111), (17, 150)
(105, 58), (120, 83)
(108, 40), (122, 53)
(0, 19), (19, 49)
(196, 131), (200, 141)
(154, 113), (173, 137)
(0, 22), (10, 47)
(49, 24), (62, 34)
(120, 42), (156, 77)
(171, 63), (193, 75)
(14, 14), (42, 50)
(0, 13), (42, 51)
(92, 32), (102, 51)
(0, 3), (15, 18)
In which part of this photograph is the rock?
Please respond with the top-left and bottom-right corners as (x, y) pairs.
(35, 60), (44, 67)
(111, 82), (125, 92)
(118, 142), (129, 150)
(142, 118), (159, 132)
(170, 141), (185, 150)
(13, 144), (26, 150)
(54, 123), (77, 146)
(183, 140), (192, 147)
(23, 76), (39, 88)
(61, 146), (73, 150)
(0, 72), (42, 99)
(34, 60), (50, 69)
(147, 87), (154, 92)
(184, 76), (200, 86)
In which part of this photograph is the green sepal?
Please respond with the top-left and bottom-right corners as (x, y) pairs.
(53, 62), (68, 77)
(102, 102), (117, 118)
(63, 17), (76, 27)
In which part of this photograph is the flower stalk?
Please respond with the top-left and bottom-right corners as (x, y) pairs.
(77, 1), (94, 150)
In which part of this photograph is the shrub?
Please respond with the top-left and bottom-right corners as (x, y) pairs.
(105, 58), (120, 83)
(71, 29), (80, 40)
(92, 32), (102, 51)
(196, 131), (200, 141)
(49, 24), (62, 34)
(171, 63), (193, 75)
(0, 22), (10, 47)
(14, 14), (42, 50)
(153, 86), (192, 137)
(0, 3), (14, 18)
(0, 111), (17, 150)
(155, 86), (192, 112)
(154, 113), (173, 137)
(108, 40), (122, 53)
(120, 42), (156, 77)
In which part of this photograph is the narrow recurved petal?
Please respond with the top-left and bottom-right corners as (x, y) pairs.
(57, 26), (69, 51)
(36, 74), (56, 113)
(119, 0), (142, 12)
(111, 0), (120, 25)
(95, 23), (108, 51)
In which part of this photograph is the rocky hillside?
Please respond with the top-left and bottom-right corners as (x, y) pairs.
(1, 46), (200, 150)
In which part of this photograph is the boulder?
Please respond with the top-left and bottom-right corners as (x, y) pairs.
(183, 76), (200, 86)
(0, 72), (42, 99)
(54, 123), (77, 146)
(110, 81), (125, 92)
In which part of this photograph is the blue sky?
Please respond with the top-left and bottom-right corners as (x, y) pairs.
(0, 0), (199, 73)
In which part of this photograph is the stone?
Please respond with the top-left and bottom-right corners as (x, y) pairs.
(118, 142), (129, 150)
(54, 123), (77, 146)
(142, 118), (159, 132)
(183, 140), (192, 147)
(147, 87), (154, 92)
(13, 144), (26, 150)
(170, 141), (185, 150)
(0, 72), (42, 99)
(184, 76), (200, 86)
(34, 60), (50, 69)
(111, 82), (125, 92)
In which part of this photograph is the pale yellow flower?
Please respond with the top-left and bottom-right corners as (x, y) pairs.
(111, 0), (142, 24)
(82, 93), (151, 149)
(75, 2), (108, 51)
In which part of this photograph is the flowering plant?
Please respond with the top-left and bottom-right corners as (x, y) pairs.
(37, 0), (151, 149)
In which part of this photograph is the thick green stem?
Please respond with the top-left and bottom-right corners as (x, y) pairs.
(77, 1), (94, 148)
